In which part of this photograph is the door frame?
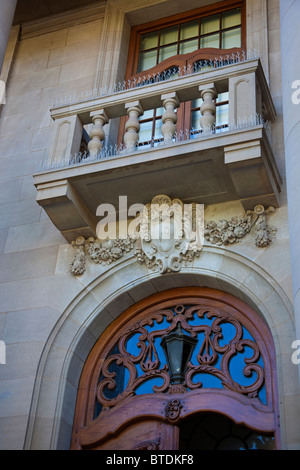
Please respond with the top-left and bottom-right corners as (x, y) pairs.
(70, 287), (281, 450)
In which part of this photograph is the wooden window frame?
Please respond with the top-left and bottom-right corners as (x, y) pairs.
(127, 0), (246, 79)
(119, 0), (246, 146)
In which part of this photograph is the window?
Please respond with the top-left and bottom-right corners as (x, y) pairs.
(120, 1), (246, 146)
(136, 7), (243, 74)
(94, 301), (268, 416)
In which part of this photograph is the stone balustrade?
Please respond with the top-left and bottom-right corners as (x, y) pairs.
(34, 56), (281, 244)
(46, 57), (276, 166)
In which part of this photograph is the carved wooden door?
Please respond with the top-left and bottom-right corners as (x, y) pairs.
(71, 287), (280, 450)
(86, 419), (177, 451)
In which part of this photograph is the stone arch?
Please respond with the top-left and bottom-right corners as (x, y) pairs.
(24, 247), (296, 450)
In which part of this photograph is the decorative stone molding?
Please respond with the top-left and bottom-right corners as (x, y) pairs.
(70, 235), (135, 275)
(69, 199), (276, 275)
(134, 195), (203, 274)
(70, 245), (86, 276)
(204, 204), (276, 247)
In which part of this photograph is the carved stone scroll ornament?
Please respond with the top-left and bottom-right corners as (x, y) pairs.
(70, 235), (135, 275)
(134, 195), (203, 274)
(69, 199), (276, 275)
(204, 204), (276, 248)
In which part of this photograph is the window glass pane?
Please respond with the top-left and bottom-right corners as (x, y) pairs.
(139, 120), (153, 142)
(193, 60), (214, 72)
(179, 414), (275, 451)
(140, 31), (159, 51)
(246, 434), (275, 450)
(221, 27), (241, 48)
(192, 98), (203, 109)
(154, 118), (163, 139)
(158, 66), (179, 81)
(159, 44), (178, 62)
(201, 14), (219, 34)
(155, 107), (165, 117)
(222, 9), (241, 29)
(179, 39), (198, 55)
(142, 109), (155, 120)
(216, 92), (229, 103)
(216, 103), (229, 126)
(200, 33), (219, 49)
(138, 50), (157, 72)
(217, 437), (247, 450)
(160, 26), (178, 45)
(191, 110), (201, 131)
(180, 20), (198, 40)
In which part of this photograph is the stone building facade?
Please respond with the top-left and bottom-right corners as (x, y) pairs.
(0, 0), (299, 450)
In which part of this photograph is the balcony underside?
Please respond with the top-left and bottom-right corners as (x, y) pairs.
(34, 124), (281, 242)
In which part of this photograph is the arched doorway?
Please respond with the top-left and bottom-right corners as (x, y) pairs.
(70, 287), (280, 450)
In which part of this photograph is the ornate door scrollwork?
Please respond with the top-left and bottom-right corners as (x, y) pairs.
(95, 302), (267, 414)
(165, 399), (183, 423)
(71, 288), (280, 450)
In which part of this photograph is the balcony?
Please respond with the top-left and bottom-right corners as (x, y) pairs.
(33, 52), (281, 242)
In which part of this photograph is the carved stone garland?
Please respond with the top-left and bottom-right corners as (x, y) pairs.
(70, 235), (135, 275)
(95, 304), (265, 414)
(69, 197), (276, 275)
(204, 204), (276, 248)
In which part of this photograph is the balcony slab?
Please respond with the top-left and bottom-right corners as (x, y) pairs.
(34, 125), (282, 242)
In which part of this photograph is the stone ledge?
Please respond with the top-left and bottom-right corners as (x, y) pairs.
(34, 125), (282, 242)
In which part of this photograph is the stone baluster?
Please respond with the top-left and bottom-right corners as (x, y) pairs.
(199, 83), (217, 132)
(161, 92), (180, 142)
(88, 109), (109, 157)
(124, 101), (143, 150)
